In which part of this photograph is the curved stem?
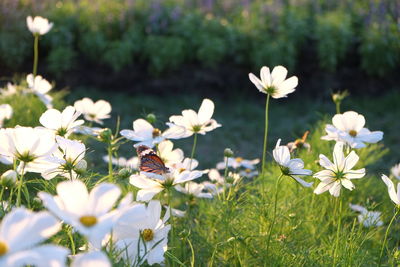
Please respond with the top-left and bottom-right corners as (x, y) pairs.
(261, 94), (270, 173)
(189, 133), (198, 169)
(68, 226), (76, 255)
(266, 173), (283, 255)
(379, 208), (399, 266)
(33, 34), (39, 77)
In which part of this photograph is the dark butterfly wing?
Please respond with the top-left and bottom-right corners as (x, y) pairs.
(136, 145), (169, 175)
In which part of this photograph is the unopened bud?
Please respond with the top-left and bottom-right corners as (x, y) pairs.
(146, 113), (157, 124)
(98, 128), (113, 142)
(1, 170), (17, 187)
(332, 90), (349, 104)
(118, 168), (131, 179)
(224, 148), (234, 158)
(75, 159), (87, 175)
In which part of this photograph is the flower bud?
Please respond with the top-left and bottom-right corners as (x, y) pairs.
(75, 159), (87, 175)
(118, 168), (131, 179)
(1, 170), (17, 187)
(331, 90), (349, 104)
(224, 148), (234, 158)
(146, 113), (157, 124)
(98, 128), (113, 142)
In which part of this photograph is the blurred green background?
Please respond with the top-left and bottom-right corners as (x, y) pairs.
(1, 0), (399, 171)
(1, 0), (399, 96)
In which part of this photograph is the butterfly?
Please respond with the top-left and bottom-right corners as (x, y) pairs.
(136, 145), (170, 175)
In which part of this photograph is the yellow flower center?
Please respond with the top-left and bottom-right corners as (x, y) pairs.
(141, 228), (154, 242)
(349, 130), (357, 137)
(245, 168), (251, 173)
(235, 157), (243, 163)
(179, 168), (186, 173)
(152, 128), (161, 137)
(79, 215), (98, 227)
(0, 241), (8, 256)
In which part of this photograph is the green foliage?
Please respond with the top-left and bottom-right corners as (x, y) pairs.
(47, 46), (77, 76)
(315, 11), (354, 71)
(144, 35), (186, 75)
(359, 21), (400, 77)
(0, 0), (398, 78)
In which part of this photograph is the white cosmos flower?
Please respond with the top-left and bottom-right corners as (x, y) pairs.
(74, 126), (103, 137)
(248, 65), (298, 98)
(74, 98), (111, 124)
(102, 155), (138, 170)
(39, 106), (84, 137)
(130, 158), (204, 201)
(120, 119), (185, 148)
(314, 142), (366, 197)
(391, 163), (400, 180)
(26, 16), (53, 35)
(26, 74), (53, 108)
(273, 139), (313, 187)
(113, 200), (170, 266)
(0, 127), (57, 173)
(321, 111), (383, 149)
(349, 204), (383, 227)
(157, 140), (184, 166)
(71, 251), (111, 267)
(0, 83), (17, 96)
(175, 181), (213, 198)
(239, 168), (259, 178)
(42, 137), (86, 180)
(0, 207), (68, 267)
(168, 98), (221, 138)
(203, 169), (241, 195)
(38, 180), (121, 249)
(381, 174), (400, 206)
(0, 104), (12, 128)
(216, 157), (259, 170)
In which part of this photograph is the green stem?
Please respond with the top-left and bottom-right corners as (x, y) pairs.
(107, 144), (113, 181)
(335, 102), (341, 114)
(222, 157), (229, 201)
(167, 188), (176, 267)
(266, 173), (283, 255)
(332, 197), (343, 266)
(379, 208), (399, 266)
(261, 94), (271, 173)
(189, 133), (198, 169)
(68, 226), (76, 255)
(33, 34), (39, 77)
(16, 165), (25, 207)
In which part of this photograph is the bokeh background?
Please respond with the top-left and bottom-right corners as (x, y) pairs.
(1, 0), (399, 168)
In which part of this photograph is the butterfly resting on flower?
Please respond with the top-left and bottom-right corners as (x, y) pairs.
(136, 145), (170, 175)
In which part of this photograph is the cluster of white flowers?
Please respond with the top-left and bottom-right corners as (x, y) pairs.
(0, 13), (398, 267)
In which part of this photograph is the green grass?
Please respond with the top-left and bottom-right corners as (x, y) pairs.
(65, 88), (399, 172)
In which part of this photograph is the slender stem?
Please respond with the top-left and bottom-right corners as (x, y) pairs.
(379, 208), (399, 266)
(68, 226), (76, 255)
(261, 94), (271, 173)
(33, 34), (39, 77)
(333, 197), (343, 266)
(222, 157), (229, 201)
(189, 133), (198, 169)
(16, 164), (25, 207)
(266, 173), (283, 255)
(167, 188), (176, 267)
(335, 102), (341, 114)
(107, 144), (113, 181)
